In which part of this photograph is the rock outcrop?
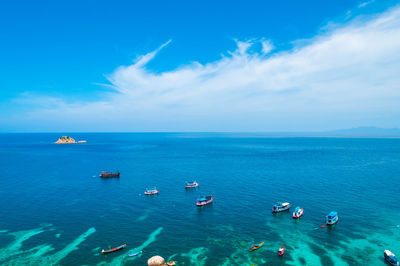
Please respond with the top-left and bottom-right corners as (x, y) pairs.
(55, 136), (77, 144)
(55, 136), (87, 144)
(147, 255), (166, 266)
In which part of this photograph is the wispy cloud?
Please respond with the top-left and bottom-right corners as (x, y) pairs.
(5, 5), (400, 132)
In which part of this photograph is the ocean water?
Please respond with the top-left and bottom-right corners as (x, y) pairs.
(0, 133), (400, 265)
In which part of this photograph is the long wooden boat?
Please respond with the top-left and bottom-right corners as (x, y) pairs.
(144, 188), (159, 195)
(102, 244), (126, 254)
(249, 242), (264, 252)
(100, 171), (120, 178)
(272, 202), (291, 213)
(196, 195), (213, 206)
(185, 181), (199, 188)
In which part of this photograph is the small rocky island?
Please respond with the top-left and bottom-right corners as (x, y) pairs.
(55, 136), (87, 144)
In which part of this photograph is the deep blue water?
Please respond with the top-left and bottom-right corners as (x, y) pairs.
(0, 133), (400, 265)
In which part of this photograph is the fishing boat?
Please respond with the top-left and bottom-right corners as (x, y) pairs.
(326, 211), (339, 225)
(196, 195), (213, 206)
(278, 246), (285, 256)
(128, 251), (142, 257)
(102, 244), (126, 254)
(384, 250), (400, 266)
(272, 202), (291, 213)
(144, 188), (159, 195)
(185, 181), (199, 188)
(292, 206), (304, 219)
(249, 242), (264, 252)
(99, 171), (120, 178)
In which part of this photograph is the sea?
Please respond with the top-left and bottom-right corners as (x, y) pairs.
(0, 133), (399, 265)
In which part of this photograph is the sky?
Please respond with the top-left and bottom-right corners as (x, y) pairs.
(0, 0), (399, 132)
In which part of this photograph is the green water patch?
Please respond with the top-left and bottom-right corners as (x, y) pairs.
(0, 226), (96, 265)
(181, 247), (209, 266)
(136, 209), (152, 222)
(55, 233), (61, 238)
(98, 226), (163, 266)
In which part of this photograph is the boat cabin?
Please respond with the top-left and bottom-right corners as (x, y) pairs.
(326, 211), (339, 225)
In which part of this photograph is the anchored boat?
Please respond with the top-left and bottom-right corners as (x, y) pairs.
(185, 181), (199, 188)
(144, 188), (159, 195)
(385, 250), (400, 266)
(128, 251), (142, 257)
(99, 171), (120, 178)
(326, 211), (339, 225)
(102, 244), (126, 254)
(196, 195), (213, 206)
(249, 242), (264, 252)
(278, 246), (285, 256)
(272, 202), (291, 213)
(292, 207), (304, 219)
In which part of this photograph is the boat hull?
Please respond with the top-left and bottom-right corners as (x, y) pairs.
(145, 190), (159, 195)
(185, 183), (199, 188)
(100, 173), (120, 178)
(272, 204), (291, 213)
(102, 244), (126, 254)
(326, 216), (339, 225)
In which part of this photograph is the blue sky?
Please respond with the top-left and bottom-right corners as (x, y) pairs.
(1, 0), (399, 132)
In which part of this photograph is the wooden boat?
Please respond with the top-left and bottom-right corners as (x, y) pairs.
(102, 244), (126, 254)
(196, 195), (213, 206)
(185, 181), (199, 188)
(385, 250), (400, 266)
(99, 171), (120, 178)
(326, 211), (339, 225)
(128, 251), (142, 257)
(144, 188), (159, 195)
(278, 246), (285, 256)
(292, 207), (304, 219)
(249, 242), (264, 252)
(272, 202), (291, 213)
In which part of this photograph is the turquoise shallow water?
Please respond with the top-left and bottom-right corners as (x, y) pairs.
(0, 133), (400, 265)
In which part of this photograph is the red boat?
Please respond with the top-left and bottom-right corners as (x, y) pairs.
(99, 171), (120, 178)
(292, 207), (304, 219)
(278, 246), (285, 256)
(102, 244), (126, 254)
(196, 195), (213, 206)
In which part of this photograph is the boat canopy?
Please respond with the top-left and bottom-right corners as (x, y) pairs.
(327, 211), (337, 218)
(295, 206), (301, 211)
(282, 202), (290, 206)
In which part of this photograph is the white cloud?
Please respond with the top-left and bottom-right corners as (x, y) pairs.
(261, 40), (274, 54)
(358, 0), (375, 8)
(7, 5), (400, 132)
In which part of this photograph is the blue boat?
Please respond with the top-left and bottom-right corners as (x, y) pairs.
(385, 250), (400, 266)
(128, 251), (142, 257)
(326, 211), (339, 225)
(272, 202), (291, 213)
